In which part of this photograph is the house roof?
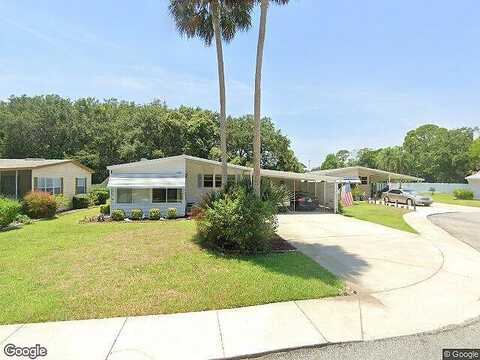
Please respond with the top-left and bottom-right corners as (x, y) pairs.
(310, 166), (424, 182)
(0, 159), (94, 173)
(108, 155), (339, 183)
(466, 171), (480, 180)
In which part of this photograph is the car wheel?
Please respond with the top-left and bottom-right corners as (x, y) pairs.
(407, 199), (413, 207)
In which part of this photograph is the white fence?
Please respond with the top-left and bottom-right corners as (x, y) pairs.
(392, 182), (472, 194)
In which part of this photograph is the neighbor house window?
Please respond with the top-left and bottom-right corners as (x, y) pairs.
(215, 175), (222, 188)
(167, 189), (183, 203)
(360, 176), (368, 185)
(35, 177), (62, 195)
(152, 188), (167, 203)
(203, 175), (214, 188)
(117, 188), (132, 203)
(75, 178), (87, 194)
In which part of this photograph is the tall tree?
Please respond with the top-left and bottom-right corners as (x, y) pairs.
(252, 0), (289, 195)
(169, 0), (252, 187)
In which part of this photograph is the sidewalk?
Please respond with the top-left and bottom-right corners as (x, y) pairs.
(1, 205), (480, 360)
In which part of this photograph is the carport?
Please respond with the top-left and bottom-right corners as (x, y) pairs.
(310, 166), (423, 198)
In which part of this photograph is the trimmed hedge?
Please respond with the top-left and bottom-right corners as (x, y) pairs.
(73, 194), (90, 209)
(0, 197), (22, 228)
(453, 189), (474, 200)
(149, 208), (161, 220)
(111, 209), (125, 221)
(167, 208), (177, 219)
(100, 204), (110, 215)
(130, 208), (143, 220)
(89, 190), (109, 205)
(22, 191), (58, 219)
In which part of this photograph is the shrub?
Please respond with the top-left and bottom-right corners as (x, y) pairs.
(196, 185), (277, 255)
(22, 191), (58, 219)
(453, 189), (474, 200)
(111, 209), (125, 221)
(0, 197), (22, 228)
(149, 208), (161, 220)
(130, 208), (143, 220)
(89, 189), (109, 205)
(351, 186), (364, 201)
(15, 214), (33, 225)
(166, 208), (177, 219)
(73, 194), (90, 209)
(99, 204), (110, 215)
(55, 194), (71, 211)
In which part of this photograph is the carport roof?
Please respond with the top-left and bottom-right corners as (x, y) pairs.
(466, 171), (480, 180)
(310, 166), (424, 182)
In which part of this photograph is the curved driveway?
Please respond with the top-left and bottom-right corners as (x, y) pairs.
(277, 203), (480, 340)
(429, 212), (480, 251)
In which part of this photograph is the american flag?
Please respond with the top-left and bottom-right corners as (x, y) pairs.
(341, 182), (354, 207)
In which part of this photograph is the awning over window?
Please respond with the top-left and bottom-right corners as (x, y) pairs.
(107, 174), (185, 188)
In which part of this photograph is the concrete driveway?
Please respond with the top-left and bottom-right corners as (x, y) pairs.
(429, 212), (480, 251)
(277, 213), (443, 293)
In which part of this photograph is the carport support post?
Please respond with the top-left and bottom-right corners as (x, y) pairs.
(15, 170), (18, 200)
(293, 179), (296, 212)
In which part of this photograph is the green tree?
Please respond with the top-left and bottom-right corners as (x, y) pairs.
(320, 154), (340, 170)
(469, 138), (480, 172)
(169, 0), (252, 188)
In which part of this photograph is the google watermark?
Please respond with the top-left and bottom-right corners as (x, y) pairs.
(3, 343), (47, 359)
(443, 349), (480, 360)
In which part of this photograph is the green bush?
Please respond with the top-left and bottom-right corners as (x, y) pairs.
(166, 208), (177, 219)
(73, 194), (90, 209)
(149, 208), (161, 220)
(89, 189), (109, 205)
(351, 186), (364, 201)
(453, 189), (474, 200)
(15, 214), (33, 225)
(130, 208), (143, 220)
(22, 191), (58, 219)
(0, 197), (22, 228)
(196, 185), (277, 255)
(99, 204), (110, 215)
(54, 194), (71, 210)
(111, 209), (125, 221)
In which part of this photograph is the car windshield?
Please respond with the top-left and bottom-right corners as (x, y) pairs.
(402, 189), (417, 194)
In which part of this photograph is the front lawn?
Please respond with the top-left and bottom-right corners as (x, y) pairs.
(0, 208), (343, 325)
(343, 202), (417, 234)
(431, 193), (480, 208)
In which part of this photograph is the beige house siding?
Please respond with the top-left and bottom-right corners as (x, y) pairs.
(31, 162), (92, 200)
(468, 178), (480, 199)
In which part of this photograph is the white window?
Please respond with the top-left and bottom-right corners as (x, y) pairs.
(152, 188), (167, 203)
(117, 188), (132, 203)
(76, 178), (87, 194)
(167, 188), (183, 203)
(360, 176), (368, 185)
(203, 175), (214, 188)
(35, 177), (62, 195)
(133, 189), (150, 203)
(215, 175), (222, 188)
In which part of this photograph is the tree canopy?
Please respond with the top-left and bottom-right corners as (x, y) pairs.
(315, 124), (479, 183)
(0, 95), (304, 183)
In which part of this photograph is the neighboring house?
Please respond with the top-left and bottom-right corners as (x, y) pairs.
(466, 171), (480, 199)
(107, 155), (340, 217)
(0, 159), (93, 200)
(310, 166), (423, 197)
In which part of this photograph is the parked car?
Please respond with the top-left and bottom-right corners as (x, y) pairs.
(291, 192), (319, 211)
(382, 189), (433, 206)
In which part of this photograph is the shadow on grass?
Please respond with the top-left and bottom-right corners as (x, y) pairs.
(193, 233), (368, 286)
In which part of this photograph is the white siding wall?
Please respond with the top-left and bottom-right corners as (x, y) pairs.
(468, 179), (480, 199)
(109, 158), (186, 217)
(392, 182), (472, 194)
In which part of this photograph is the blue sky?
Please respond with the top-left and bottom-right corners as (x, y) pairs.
(1, 0), (479, 168)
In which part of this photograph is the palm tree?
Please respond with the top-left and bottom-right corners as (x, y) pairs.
(169, 0), (252, 188)
(252, 0), (289, 195)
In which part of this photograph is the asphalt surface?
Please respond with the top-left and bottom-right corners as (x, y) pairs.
(251, 317), (480, 360)
(251, 212), (480, 360)
(429, 212), (480, 251)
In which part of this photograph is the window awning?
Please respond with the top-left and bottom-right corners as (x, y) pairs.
(107, 174), (185, 188)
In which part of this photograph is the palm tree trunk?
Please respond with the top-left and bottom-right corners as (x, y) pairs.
(253, 0), (269, 196)
(212, 1), (228, 189)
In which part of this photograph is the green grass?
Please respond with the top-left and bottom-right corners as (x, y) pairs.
(343, 202), (417, 234)
(0, 208), (343, 325)
(430, 193), (480, 208)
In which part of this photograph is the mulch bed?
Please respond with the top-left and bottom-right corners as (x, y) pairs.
(270, 235), (296, 252)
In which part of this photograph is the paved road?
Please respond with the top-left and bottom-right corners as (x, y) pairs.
(429, 212), (480, 251)
(252, 317), (480, 360)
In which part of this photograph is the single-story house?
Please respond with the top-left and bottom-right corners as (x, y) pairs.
(0, 159), (93, 200)
(310, 166), (423, 197)
(466, 171), (480, 199)
(107, 155), (340, 217)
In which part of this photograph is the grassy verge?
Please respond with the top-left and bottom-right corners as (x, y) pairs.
(430, 193), (480, 208)
(343, 202), (417, 234)
(0, 208), (343, 325)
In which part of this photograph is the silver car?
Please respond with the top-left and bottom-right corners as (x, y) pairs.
(383, 189), (433, 206)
